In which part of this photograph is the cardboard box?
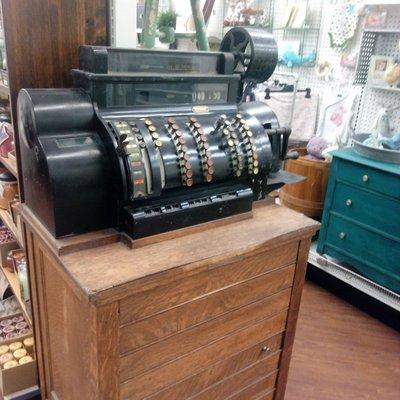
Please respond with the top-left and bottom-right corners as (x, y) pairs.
(0, 334), (37, 395)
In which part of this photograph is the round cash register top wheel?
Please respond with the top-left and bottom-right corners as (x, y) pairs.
(220, 27), (278, 83)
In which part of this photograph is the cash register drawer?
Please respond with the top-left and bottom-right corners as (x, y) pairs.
(324, 214), (400, 291)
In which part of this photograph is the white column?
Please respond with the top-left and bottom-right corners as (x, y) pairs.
(114, 0), (137, 48)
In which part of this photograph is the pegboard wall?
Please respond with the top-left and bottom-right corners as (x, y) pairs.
(210, 0), (400, 135)
(356, 5), (400, 133)
(110, 1), (400, 134)
(271, 0), (366, 132)
(274, 1), (400, 134)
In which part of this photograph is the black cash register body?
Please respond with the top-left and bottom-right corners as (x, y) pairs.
(18, 28), (297, 239)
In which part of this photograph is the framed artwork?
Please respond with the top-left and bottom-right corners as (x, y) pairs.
(365, 10), (387, 29)
(368, 55), (395, 86)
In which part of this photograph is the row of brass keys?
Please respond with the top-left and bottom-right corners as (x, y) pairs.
(187, 117), (214, 183)
(114, 121), (147, 198)
(166, 118), (193, 187)
(215, 115), (243, 178)
(144, 119), (162, 148)
(235, 115), (259, 176)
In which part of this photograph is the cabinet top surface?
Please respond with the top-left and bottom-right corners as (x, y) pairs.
(26, 204), (319, 301)
(66, 205), (317, 296)
(333, 148), (400, 175)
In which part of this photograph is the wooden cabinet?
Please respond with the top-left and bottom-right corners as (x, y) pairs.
(21, 203), (318, 400)
(318, 148), (400, 294)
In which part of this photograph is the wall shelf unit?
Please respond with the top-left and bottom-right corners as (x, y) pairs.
(0, 0), (110, 397)
(0, 154), (17, 177)
(0, 81), (8, 98)
(0, 265), (31, 325)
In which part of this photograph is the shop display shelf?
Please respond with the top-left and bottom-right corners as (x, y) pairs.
(273, 27), (320, 31)
(0, 209), (22, 248)
(0, 385), (40, 400)
(0, 155), (17, 179)
(367, 84), (400, 93)
(308, 242), (400, 312)
(0, 266), (31, 327)
(0, 82), (9, 99)
(364, 28), (400, 34)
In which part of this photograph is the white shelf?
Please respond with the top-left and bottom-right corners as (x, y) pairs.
(367, 85), (400, 93)
(0, 154), (18, 178)
(364, 1), (400, 5)
(2, 385), (40, 400)
(364, 28), (400, 34)
(0, 267), (32, 326)
(308, 242), (400, 312)
(0, 82), (9, 99)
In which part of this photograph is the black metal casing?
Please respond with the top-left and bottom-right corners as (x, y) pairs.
(18, 29), (297, 239)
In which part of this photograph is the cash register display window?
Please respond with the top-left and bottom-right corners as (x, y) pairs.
(106, 82), (229, 107)
(108, 52), (219, 75)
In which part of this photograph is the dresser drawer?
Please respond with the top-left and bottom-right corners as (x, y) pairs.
(120, 312), (288, 399)
(324, 215), (400, 291)
(336, 159), (400, 199)
(120, 265), (295, 353)
(120, 242), (298, 324)
(331, 182), (400, 238)
(188, 358), (278, 400)
(145, 334), (283, 400)
(120, 289), (291, 380)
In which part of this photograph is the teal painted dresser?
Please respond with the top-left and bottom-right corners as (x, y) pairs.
(317, 148), (400, 294)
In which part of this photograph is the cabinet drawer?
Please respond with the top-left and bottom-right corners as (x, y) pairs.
(120, 242), (298, 324)
(120, 289), (291, 380)
(325, 215), (400, 280)
(120, 311), (288, 399)
(120, 265), (295, 353)
(331, 182), (400, 238)
(336, 159), (400, 199)
(145, 334), (283, 400)
(227, 375), (276, 400)
(187, 358), (278, 400)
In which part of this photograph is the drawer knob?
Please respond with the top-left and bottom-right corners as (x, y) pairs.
(346, 199), (352, 207)
(339, 232), (346, 240)
(362, 175), (369, 182)
(261, 346), (270, 353)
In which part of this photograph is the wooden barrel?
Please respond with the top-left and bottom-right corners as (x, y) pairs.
(280, 147), (331, 217)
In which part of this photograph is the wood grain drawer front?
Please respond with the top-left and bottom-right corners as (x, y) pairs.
(331, 181), (400, 238)
(145, 334), (283, 400)
(120, 265), (295, 353)
(253, 391), (274, 400)
(325, 214), (400, 276)
(336, 159), (400, 199)
(120, 242), (298, 324)
(226, 373), (277, 400)
(189, 356), (279, 400)
(120, 311), (288, 399)
(120, 289), (291, 379)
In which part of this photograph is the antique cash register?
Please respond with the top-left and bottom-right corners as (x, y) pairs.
(18, 27), (298, 240)
(18, 27), (319, 400)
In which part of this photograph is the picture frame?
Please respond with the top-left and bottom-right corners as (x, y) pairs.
(367, 55), (395, 87)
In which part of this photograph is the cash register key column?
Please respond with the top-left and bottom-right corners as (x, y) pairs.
(115, 121), (148, 197)
(166, 118), (193, 187)
(217, 115), (242, 178)
(235, 115), (259, 176)
(144, 119), (162, 148)
(188, 117), (214, 183)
